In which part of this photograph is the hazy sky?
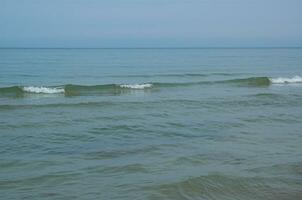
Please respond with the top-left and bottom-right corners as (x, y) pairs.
(1, 0), (301, 47)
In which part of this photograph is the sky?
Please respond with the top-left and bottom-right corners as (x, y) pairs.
(0, 0), (301, 48)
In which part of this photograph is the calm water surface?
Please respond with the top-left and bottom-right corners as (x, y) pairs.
(0, 48), (302, 199)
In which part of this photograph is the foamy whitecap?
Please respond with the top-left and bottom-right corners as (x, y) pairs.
(270, 76), (302, 84)
(120, 83), (153, 89)
(23, 86), (65, 94)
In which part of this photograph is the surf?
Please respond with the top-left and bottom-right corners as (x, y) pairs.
(22, 86), (65, 94)
(0, 76), (301, 98)
(269, 76), (302, 84)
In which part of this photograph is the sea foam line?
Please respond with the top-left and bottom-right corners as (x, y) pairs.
(270, 76), (302, 84)
(22, 86), (65, 94)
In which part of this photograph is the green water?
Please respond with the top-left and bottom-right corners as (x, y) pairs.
(0, 48), (302, 199)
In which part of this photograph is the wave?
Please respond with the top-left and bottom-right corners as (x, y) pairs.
(0, 83), (154, 97)
(222, 77), (271, 86)
(0, 86), (65, 96)
(270, 75), (302, 84)
(22, 86), (65, 94)
(215, 76), (302, 86)
(120, 83), (152, 89)
(0, 76), (301, 97)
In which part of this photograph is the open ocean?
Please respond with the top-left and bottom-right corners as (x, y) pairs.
(0, 48), (302, 200)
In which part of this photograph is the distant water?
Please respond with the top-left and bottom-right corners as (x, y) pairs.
(1, 48), (302, 200)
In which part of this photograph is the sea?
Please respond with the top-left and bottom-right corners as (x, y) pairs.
(0, 48), (302, 200)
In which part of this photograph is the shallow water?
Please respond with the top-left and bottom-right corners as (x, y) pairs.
(1, 48), (302, 199)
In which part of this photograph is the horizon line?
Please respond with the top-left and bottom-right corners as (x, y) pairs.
(0, 46), (302, 49)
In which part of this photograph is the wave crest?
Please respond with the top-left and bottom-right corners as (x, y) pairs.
(270, 76), (302, 84)
(120, 83), (153, 89)
(22, 86), (65, 94)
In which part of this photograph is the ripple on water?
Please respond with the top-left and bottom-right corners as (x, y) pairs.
(144, 174), (302, 200)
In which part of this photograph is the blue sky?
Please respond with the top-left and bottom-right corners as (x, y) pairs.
(0, 0), (301, 47)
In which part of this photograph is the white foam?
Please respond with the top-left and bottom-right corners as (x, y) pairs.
(23, 86), (65, 94)
(270, 76), (302, 84)
(120, 83), (153, 89)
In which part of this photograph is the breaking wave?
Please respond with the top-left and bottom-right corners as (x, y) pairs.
(120, 83), (153, 89)
(270, 76), (302, 84)
(23, 86), (65, 94)
(0, 83), (154, 97)
(0, 76), (301, 98)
